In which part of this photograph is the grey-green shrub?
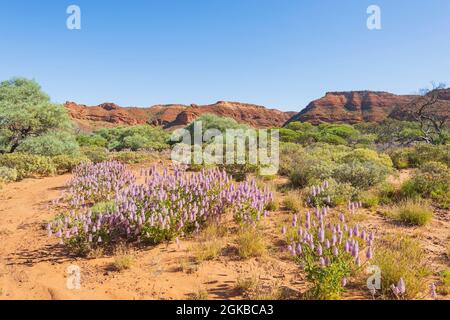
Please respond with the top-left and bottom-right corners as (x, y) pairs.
(16, 131), (80, 156)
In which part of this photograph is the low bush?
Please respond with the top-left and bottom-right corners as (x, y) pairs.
(0, 166), (18, 182)
(390, 144), (450, 169)
(0, 153), (56, 180)
(80, 146), (109, 163)
(373, 235), (429, 299)
(401, 161), (450, 208)
(357, 191), (380, 208)
(333, 160), (391, 190)
(392, 201), (433, 226)
(109, 151), (148, 164)
(51, 154), (88, 174)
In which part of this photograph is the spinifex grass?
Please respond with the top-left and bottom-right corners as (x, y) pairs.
(49, 163), (272, 255)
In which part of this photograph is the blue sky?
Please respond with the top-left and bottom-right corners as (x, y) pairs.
(0, 0), (449, 111)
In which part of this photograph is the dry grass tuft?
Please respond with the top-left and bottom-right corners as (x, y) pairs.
(235, 226), (267, 259)
(373, 235), (430, 299)
(191, 223), (227, 262)
(392, 200), (433, 226)
(283, 191), (302, 213)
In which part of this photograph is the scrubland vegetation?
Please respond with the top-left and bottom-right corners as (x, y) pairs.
(0, 78), (449, 300)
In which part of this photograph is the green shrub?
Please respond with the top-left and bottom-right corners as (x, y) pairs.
(289, 157), (336, 188)
(374, 236), (430, 299)
(0, 153), (56, 180)
(358, 191), (380, 208)
(93, 125), (170, 151)
(390, 144), (450, 169)
(0, 166), (18, 182)
(333, 160), (390, 190)
(377, 182), (398, 205)
(393, 201), (433, 226)
(16, 131), (79, 157)
(401, 161), (450, 208)
(51, 154), (88, 174)
(80, 146), (109, 163)
(76, 134), (108, 148)
(110, 151), (148, 164)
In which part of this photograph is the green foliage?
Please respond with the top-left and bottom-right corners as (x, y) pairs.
(357, 191), (380, 208)
(0, 153), (56, 180)
(390, 144), (450, 169)
(16, 131), (79, 156)
(400, 161), (450, 208)
(76, 134), (108, 148)
(334, 160), (391, 190)
(93, 125), (170, 151)
(185, 114), (248, 141)
(0, 166), (18, 182)
(0, 78), (75, 154)
(281, 143), (391, 190)
(109, 151), (148, 164)
(51, 154), (88, 174)
(283, 122), (375, 147)
(80, 146), (109, 163)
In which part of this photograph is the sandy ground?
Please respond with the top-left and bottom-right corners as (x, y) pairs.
(0, 166), (448, 300)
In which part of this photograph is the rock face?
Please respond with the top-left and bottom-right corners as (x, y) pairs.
(285, 91), (418, 125)
(65, 101), (295, 131)
(389, 88), (450, 121)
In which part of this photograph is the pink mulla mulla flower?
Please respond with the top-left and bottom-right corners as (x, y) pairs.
(430, 283), (438, 299)
(366, 247), (373, 260)
(318, 228), (325, 243)
(316, 244), (323, 256)
(296, 243), (302, 255)
(325, 239), (331, 249)
(88, 234), (93, 243)
(355, 256), (361, 267)
(332, 246), (339, 257)
(97, 236), (102, 244)
(391, 284), (399, 296)
(341, 278), (347, 287)
(319, 257), (325, 267)
(281, 226), (287, 235)
(397, 278), (406, 295)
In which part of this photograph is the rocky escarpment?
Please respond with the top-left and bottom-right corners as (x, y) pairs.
(285, 91), (418, 125)
(65, 101), (295, 131)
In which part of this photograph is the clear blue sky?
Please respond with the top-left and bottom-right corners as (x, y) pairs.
(0, 0), (449, 111)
